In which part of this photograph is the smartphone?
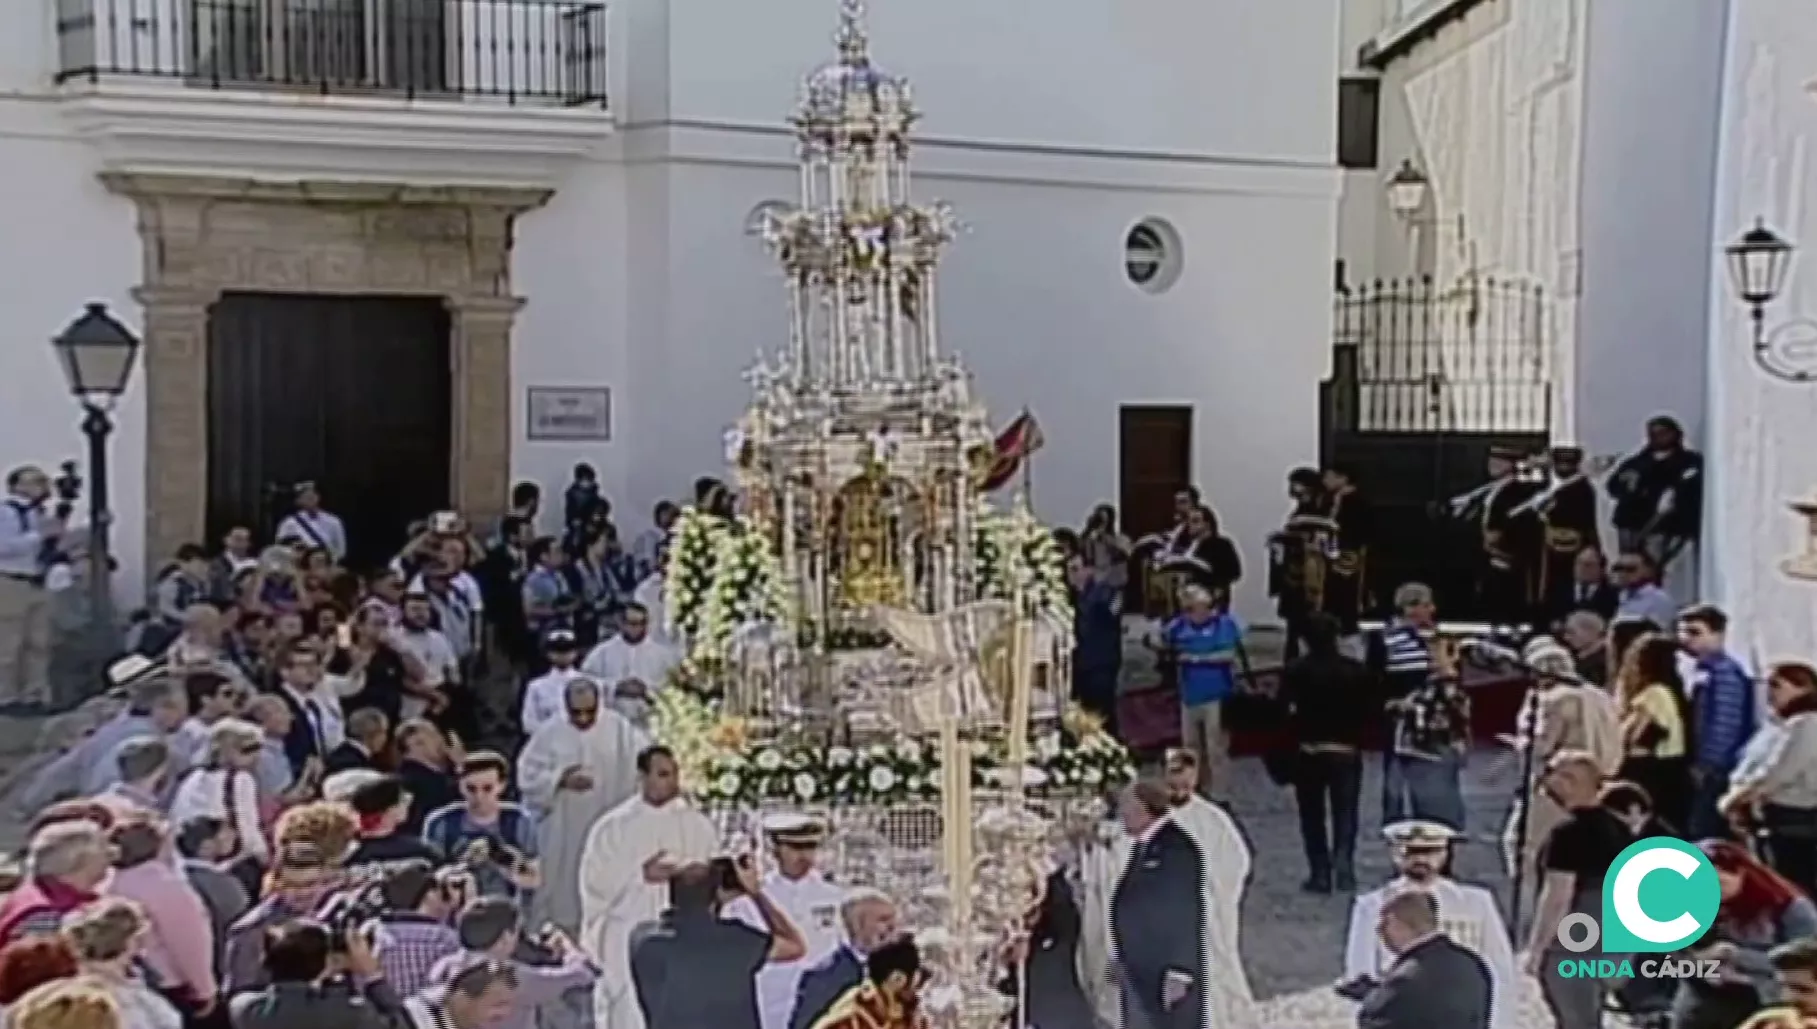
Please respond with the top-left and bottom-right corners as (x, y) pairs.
(336, 624), (354, 648)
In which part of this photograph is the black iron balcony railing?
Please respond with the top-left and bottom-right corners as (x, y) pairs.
(55, 0), (608, 107)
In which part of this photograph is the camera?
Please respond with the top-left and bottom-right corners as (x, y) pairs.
(318, 878), (390, 951)
(711, 854), (752, 894)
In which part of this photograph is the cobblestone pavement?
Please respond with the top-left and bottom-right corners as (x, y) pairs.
(1226, 746), (1521, 998)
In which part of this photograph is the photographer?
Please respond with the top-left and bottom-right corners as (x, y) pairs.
(630, 857), (806, 1029)
(428, 896), (597, 1029)
(0, 464), (67, 710)
(228, 919), (404, 1029)
(370, 860), (466, 997)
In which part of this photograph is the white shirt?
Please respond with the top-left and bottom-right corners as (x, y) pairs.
(275, 508), (348, 561)
(521, 666), (585, 738)
(580, 635), (680, 726)
(171, 767), (269, 862)
(726, 870), (847, 1029)
(393, 626), (459, 720)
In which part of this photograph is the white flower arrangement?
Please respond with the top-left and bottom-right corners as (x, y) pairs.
(972, 501), (1074, 626)
(665, 507), (788, 667)
(696, 516), (788, 665)
(655, 695), (1135, 808)
(665, 506), (722, 644)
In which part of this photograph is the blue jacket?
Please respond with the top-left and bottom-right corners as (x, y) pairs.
(789, 947), (862, 1029)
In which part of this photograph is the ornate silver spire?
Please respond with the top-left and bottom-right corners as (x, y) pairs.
(834, 0), (868, 63)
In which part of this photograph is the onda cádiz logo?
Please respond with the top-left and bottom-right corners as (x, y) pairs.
(1554, 837), (1723, 980)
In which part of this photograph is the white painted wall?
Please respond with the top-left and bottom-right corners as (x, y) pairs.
(1574, 0), (1729, 465)
(1700, 0), (1817, 659)
(2, 0), (1343, 629)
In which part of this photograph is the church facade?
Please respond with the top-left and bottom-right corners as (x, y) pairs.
(0, 0), (1342, 617)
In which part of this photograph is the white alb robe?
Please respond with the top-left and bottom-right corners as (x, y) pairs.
(579, 795), (720, 1029)
(1168, 796), (1254, 1014)
(1342, 876), (1518, 1029)
(633, 575), (671, 644)
(521, 666), (585, 739)
(726, 870), (847, 1029)
(580, 636), (681, 728)
(1109, 809), (1247, 1029)
(516, 710), (649, 933)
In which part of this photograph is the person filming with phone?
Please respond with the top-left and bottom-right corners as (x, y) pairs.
(227, 917), (405, 1029)
(630, 855), (807, 1029)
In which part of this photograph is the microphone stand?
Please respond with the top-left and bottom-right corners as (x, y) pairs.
(1460, 642), (1545, 939)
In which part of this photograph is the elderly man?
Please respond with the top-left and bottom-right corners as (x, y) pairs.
(789, 890), (899, 1029)
(1150, 584), (1242, 801)
(0, 464), (60, 711)
(96, 736), (174, 818)
(21, 673), (186, 808)
(1344, 821), (1515, 1029)
(0, 819), (112, 944)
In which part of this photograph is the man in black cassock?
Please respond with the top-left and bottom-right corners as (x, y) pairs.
(1533, 445), (1601, 620)
(1110, 780), (1205, 1029)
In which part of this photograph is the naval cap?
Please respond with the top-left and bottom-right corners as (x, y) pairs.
(1383, 820), (1457, 849)
(762, 812), (827, 847)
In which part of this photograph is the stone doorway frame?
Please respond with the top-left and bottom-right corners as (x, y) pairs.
(102, 173), (550, 575)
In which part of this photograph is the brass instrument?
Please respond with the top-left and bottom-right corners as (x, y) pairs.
(1272, 513), (1337, 612)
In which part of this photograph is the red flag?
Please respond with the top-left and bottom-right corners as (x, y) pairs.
(978, 411), (1045, 491)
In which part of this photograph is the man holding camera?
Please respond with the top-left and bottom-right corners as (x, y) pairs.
(630, 857), (807, 1029)
(228, 917), (404, 1029)
(429, 896), (599, 1029)
(369, 859), (467, 998)
(0, 465), (62, 710)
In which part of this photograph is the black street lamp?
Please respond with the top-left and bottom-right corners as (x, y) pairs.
(50, 302), (141, 627)
(1724, 219), (1804, 380)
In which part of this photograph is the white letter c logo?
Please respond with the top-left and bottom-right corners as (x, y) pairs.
(1612, 847), (1704, 944)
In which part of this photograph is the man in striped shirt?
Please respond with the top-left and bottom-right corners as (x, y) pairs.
(1368, 583), (1438, 824)
(1679, 603), (1756, 838)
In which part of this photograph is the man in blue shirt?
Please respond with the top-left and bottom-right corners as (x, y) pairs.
(1155, 584), (1242, 801)
(424, 751), (541, 903)
(1067, 553), (1123, 738)
(1678, 603), (1755, 838)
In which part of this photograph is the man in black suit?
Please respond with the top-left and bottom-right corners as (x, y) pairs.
(1357, 891), (1491, 1029)
(1543, 546), (1619, 628)
(270, 641), (328, 777)
(789, 889), (900, 1029)
(1110, 780), (1206, 1029)
(323, 707), (389, 775)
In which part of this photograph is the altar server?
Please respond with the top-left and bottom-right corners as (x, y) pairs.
(580, 602), (680, 728)
(727, 814), (847, 1029)
(1160, 748), (1254, 1017)
(518, 677), (648, 933)
(580, 744), (719, 1029)
(1342, 821), (1517, 1029)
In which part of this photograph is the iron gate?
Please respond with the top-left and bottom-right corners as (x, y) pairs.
(1320, 274), (1553, 623)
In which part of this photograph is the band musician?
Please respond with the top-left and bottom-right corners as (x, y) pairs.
(1514, 445), (1602, 622)
(1133, 487), (1203, 616)
(1268, 467), (1333, 658)
(1319, 466), (1370, 634)
(1448, 446), (1540, 628)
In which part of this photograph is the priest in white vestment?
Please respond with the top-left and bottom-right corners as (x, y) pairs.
(580, 603), (680, 728)
(1342, 821), (1518, 1029)
(517, 677), (648, 933)
(1161, 749), (1253, 1019)
(634, 568), (671, 645)
(579, 744), (720, 1029)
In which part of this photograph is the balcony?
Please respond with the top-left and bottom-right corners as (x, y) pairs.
(52, 0), (616, 188)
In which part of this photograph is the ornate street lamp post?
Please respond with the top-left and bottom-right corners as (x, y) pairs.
(1386, 158), (1429, 220)
(50, 303), (141, 686)
(1724, 219), (1802, 380)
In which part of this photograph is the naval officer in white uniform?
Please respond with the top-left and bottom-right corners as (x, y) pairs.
(726, 813), (847, 1029)
(1342, 820), (1518, 1029)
